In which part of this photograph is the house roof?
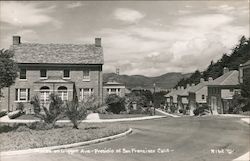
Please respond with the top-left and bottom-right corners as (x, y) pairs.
(103, 81), (125, 86)
(242, 60), (250, 67)
(10, 43), (104, 64)
(189, 81), (210, 93)
(164, 89), (179, 97)
(208, 70), (239, 86)
(178, 85), (194, 96)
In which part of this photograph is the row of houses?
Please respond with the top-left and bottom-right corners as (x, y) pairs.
(165, 61), (250, 115)
(0, 36), (126, 113)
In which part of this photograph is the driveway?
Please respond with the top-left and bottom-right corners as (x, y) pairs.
(1, 116), (249, 161)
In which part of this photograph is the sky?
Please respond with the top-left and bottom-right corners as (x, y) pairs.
(0, 1), (249, 76)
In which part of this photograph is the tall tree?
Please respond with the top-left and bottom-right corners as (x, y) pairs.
(0, 49), (18, 96)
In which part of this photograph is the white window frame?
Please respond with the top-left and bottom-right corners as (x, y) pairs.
(40, 90), (50, 105)
(15, 88), (29, 102)
(80, 88), (93, 100)
(58, 90), (68, 101)
(63, 69), (70, 79)
(107, 88), (121, 96)
(82, 69), (90, 81)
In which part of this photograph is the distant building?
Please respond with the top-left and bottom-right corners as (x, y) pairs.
(0, 36), (104, 112)
(188, 78), (213, 115)
(177, 83), (196, 113)
(103, 80), (126, 101)
(207, 69), (240, 114)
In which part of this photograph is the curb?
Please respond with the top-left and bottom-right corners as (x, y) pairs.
(241, 118), (250, 125)
(155, 109), (180, 118)
(0, 116), (166, 124)
(0, 128), (133, 156)
(233, 151), (250, 161)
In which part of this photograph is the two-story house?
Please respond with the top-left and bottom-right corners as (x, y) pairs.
(0, 36), (104, 113)
(207, 69), (240, 114)
(188, 78), (213, 115)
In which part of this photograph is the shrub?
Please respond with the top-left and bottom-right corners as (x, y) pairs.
(30, 94), (64, 127)
(193, 104), (209, 116)
(105, 94), (126, 114)
(8, 110), (22, 119)
(0, 110), (7, 117)
(16, 102), (25, 113)
(170, 105), (177, 113)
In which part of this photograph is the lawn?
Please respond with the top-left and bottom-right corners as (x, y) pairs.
(99, 114), (148, 119)
(0, 122), (129, 151)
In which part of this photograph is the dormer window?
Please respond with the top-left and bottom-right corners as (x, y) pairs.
(20, 69), (26, 79)
(40, 69), (47, 79)
(63, 69), (70, 79)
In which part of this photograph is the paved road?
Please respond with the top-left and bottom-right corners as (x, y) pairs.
(1, 116), (249, 161)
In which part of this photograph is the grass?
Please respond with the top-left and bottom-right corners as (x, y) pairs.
(0, 122), (129, 151)
(99, 114), (148, 119)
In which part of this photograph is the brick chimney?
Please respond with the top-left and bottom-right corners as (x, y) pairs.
(200, 78), (204, 83)
(186, 84), (190, 88)
(223, 67), (229, 74)
(191, 83), (195, 86)
(208, 77), (213, 82)
(95, 38), (101, 47)
(13, 36), (21, 45)
(181, 86), (184, 90)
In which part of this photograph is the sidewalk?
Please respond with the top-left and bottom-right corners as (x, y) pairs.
(220, 114), (250, 118)
(0, 115), (166, 123)
(155, 109), (180, 118)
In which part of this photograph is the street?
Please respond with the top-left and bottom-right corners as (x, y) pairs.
(1, 116), (249, 161)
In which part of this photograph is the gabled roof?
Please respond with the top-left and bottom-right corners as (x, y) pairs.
(208, 70), (239, 86)
(10, 43), (104, 64)
(242, 60), (250, 67)
(178, 85), (194, 96)
(189, 81), (210, 93)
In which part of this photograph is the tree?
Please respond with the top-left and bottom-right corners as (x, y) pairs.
(105, 94), (126, 114)
(64, 83), (98, 129)
(0, 49), (18, 96)
(30, 94), (64, 127)
(153, 91), (168, 108)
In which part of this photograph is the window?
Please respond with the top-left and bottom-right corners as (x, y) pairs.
(229, 89), (234, 92)
(40, 86), (50, 104)
(80, 88), (93, 100)
(107, 88), (121, 96)
(20, 69), (26, 79)
(58, 86), (68, 101)
(15, 88), (30, 102)
(83, 69), (90, 80)
(40, 69), (47, 78)
(202, 95), (205, 100)
(63, 69), (70, 78)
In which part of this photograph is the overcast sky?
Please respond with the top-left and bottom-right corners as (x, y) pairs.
(0, 1), (249, 76)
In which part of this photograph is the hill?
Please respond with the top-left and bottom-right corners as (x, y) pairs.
(103, 72), (191, 90)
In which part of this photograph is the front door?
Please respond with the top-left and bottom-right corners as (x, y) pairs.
(211, 96), (218, 115)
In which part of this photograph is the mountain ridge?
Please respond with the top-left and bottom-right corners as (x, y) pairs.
(103, 72), (192, 90)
